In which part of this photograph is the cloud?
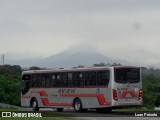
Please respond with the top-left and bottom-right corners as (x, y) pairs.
(0, 0), (160, 65)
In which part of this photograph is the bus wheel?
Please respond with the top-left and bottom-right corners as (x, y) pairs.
(73, 98), (83, 112)
(32, 99), (39, 111)
(57, 108), (63, 112)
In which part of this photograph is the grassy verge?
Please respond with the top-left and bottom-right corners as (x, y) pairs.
(0, 108), (19, 111)
(0, 108), (75, 120)
(0, 117), (73, 120)
(114, 108), (157, 112)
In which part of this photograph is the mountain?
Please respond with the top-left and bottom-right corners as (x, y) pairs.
(39, 51), (114, 68)
(5, 51), (128, 68)
(6, 58), (41, 68)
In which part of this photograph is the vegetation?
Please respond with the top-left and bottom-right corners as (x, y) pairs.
(29, 66), (41, 70)
(0, 118), (71, 120)
(142, 68), (160, 109)
(0, 65), (21, 106)
(0, 64), (160, 110)
(0, 108), (74, 119)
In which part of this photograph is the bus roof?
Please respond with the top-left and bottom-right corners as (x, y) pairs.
(114, 66), (140, 69)
(22, 66), (140, 74)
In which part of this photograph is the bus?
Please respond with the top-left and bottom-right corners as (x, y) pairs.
(21, 66), (142, 113)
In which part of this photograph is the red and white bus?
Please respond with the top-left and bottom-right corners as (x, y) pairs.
(21, 66), (142, 113)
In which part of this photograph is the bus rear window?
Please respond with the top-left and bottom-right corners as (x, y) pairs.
(114, 68), (140, 83)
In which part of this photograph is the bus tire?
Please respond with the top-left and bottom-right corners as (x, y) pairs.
(73, 98), (83, 112)
(31, 98), (39, 111)
(57, 108), (63, 112)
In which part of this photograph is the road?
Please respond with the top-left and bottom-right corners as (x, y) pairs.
(0, 103), (159, 120)
(37, 108), (160, 120)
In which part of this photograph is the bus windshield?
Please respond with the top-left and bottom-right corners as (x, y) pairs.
(114, 68), (140, 83)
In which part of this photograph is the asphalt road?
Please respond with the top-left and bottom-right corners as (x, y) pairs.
(0, 102), (159, 120)
(37, 108), (160, 120)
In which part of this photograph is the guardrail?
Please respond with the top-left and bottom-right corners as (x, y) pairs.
(0, 103), (31, 111)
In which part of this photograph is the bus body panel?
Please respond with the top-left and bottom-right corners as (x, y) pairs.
(112, 83), (142, 106)
(111, 66), (142, 107)
(21, 87), (112, 109)
(21, 66), (142, 110)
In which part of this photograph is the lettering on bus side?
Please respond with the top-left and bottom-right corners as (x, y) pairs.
(58, 89), (75, 94)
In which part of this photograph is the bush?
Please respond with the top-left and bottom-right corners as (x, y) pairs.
(0, 74), (21, 106)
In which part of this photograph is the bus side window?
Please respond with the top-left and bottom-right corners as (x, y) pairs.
(22, 74), (31, 89)
(31, 74), (41, 88)
(61, 73), (68, 87)
(41, 74), (50, 88)
(21, 74), (31, 95)
(51, 73), (61, 87)
(32, 74), (38, 87)
(73, 72), (84, 87)
(85, 72), (90, 86)
(90, 72), (96, 86)
(46, 74), (50, 88)
(37, 74), (41, 87)
(84, 71), (96, 86)
(97, 72), (103, 86)
(79, 73), (84, 86)
(73, 72), (77, 86)
(22, 80), (30, 90)
(97, 71), (109, 86)
(25, 81), (30, 89)
(57, 74), (61, 86)
(51, 74), (56, 87)
(68, 73), (73, 87)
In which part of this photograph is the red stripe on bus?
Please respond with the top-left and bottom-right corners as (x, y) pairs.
(129, 91), (138, 97)
(97, 94), (109, 105)
(120, 91), (128, 98)
(120, 91), (138, 98)
(41, 98), (72, 106)
(39, 91), (48, 96)
(31, 90), (48, 96)
(60, 93), (111, 106)
(21, 90), (111, 106)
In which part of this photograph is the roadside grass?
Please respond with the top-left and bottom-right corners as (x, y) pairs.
(0, 108), (75, 120)
(0, 108), (19, 111)
(0, 107), (158, 119)
(0, 117), (73, 120)
(114, 108), (157, 112)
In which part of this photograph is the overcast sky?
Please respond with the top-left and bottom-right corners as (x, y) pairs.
(0, 0), (160, 65)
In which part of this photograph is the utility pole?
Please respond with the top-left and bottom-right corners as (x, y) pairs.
(1, 54), (4, 66)
(3, 54), (4, 65)
(0, 55), (1, 65)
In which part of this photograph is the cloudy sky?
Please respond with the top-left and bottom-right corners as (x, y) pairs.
(0, 0), (160, 65)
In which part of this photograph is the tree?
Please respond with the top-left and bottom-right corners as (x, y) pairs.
(0, 65), (12, 74)
(29, 66), (41, 70)
(0, 65), (22, 75)
(0, 74), (21, 105)
(11, 65), (22, 75)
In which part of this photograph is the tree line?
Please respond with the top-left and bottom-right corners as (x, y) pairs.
(0, 64), (160, 109)
(142, 68), (160, 109)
